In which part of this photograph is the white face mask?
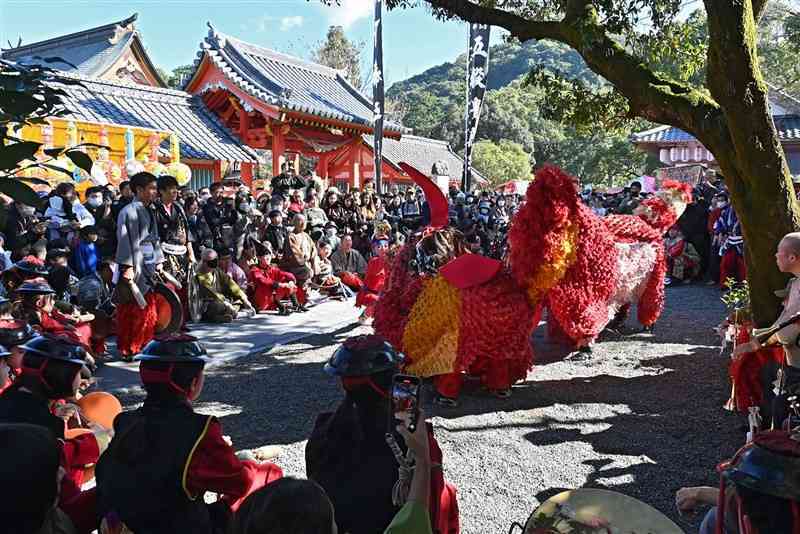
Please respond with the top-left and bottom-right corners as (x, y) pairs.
(87, 196), (103, 207)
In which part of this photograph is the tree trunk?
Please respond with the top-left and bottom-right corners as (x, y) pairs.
(704, 1), (800, 326)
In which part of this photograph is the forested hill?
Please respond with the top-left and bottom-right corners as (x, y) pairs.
(388, 39), (595, 98)
(385, 39), (650, 186)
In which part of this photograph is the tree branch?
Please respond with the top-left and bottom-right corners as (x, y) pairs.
(423, 0), (727, 148)
(752, 0), (769, 22)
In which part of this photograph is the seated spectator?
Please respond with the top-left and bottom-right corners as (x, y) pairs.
(96, 337), (283, 534)
(17, 279), (94, 351)
(288, 190), (305, 217)
(0, 232), (12, 272)
(264, 210), (289, 262)
(71, 225), (99, 279)
(323, 221), (341, 252)
(44, 183), (95, 242)
(677, 430), (800, 534)
(313, 241), (349, 299)
(0, 423), (77, 534)
(665, 225), (701, 285)
(0, 319), (36, 391)
(306, 335), (459, 534)
(330, 234), (367, 291)
(0, 336), (112, 533)
(248, 241), (305, 315)
(76, 259), (116, 358)
(232, 411), (435, 534)
(304, 194), (329, 231)
(280, 214), (317, 287)
(195, 248), (254, 323)
(219, 248), (248, 292)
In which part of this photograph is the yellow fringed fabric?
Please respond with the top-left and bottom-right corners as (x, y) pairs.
(525, 221), (579, 305)
(402, 275), (462, 378)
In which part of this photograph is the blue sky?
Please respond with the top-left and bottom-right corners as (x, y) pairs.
(0, 0), (505, 87)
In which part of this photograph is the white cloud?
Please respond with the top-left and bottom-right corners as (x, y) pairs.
(326, 0), (372, 29)
(280, 16), (304, 31)
(255, 15), (275, 33)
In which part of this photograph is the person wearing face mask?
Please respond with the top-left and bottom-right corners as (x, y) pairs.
(45, 183), (95, 242)
(83, 187), (116, 259)
(712, 191), (746, 286)
(195, 248), (254, 323)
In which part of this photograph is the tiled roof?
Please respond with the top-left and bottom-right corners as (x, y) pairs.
(0, 14), (165, 86)
(364, 134), (487, 184)
(48, 72), (257, 162)
(632, 115), (800, 144)
(189, 24), (403, 133)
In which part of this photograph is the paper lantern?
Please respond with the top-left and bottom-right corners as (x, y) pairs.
(144, 160), (167, 176)
(165, 133), (192, 185)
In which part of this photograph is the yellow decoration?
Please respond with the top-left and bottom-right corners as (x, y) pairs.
(165, 133), (192, 185)
(402, 276), (463, 378)
(143, 132), (167, 176)
(525, 221), (579, 305)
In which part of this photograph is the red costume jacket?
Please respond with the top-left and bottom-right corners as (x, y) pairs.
(248, 265), (297, 311)
(186, 418), (283, 511)
(356, 256), (388, 309)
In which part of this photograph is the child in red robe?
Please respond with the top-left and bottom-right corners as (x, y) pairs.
(356, 236), (390, 322)
(248, 241), (304, 315)
(17, 278), (96, 354)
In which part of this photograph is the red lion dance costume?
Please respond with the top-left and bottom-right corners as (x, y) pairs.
(373, 166), (691, 399)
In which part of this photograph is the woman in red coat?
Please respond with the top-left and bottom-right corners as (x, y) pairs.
(356, 236), (390, 321)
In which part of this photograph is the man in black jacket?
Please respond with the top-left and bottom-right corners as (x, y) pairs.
(270, 162), (306, 197)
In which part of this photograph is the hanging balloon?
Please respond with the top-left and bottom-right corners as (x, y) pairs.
(165, 133), (192, 185)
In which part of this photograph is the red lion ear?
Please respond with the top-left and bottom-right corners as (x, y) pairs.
(660, 179), (693, 203)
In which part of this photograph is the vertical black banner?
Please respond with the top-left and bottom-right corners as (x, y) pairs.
(372, 0), (385, 193)
(462, 23), (490, 192)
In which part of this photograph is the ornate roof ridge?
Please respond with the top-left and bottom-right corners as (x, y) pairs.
(204, 23), (344, 78)
(1, 14), (138, 55)
(51, 71), (193, 100)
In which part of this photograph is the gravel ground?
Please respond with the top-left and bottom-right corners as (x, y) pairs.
(115, 284), (740, 533)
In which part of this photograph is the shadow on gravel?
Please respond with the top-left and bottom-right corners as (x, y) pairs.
(196, 324), (363, 449)
(433, 348), (742, 529)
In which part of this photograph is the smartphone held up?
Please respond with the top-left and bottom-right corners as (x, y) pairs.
(391, 374), (421, 433)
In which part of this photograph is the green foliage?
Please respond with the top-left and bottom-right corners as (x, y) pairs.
(311, 26), (364, 90)
(385, 38), (651, 185)
(0, 59), (98, 207)
(524, 67), (631, 136)
(759, 0), (800, 95)
(471, 139), (532, 186)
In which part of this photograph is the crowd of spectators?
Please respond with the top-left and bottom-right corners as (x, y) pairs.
(578, 172), (745, 287)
